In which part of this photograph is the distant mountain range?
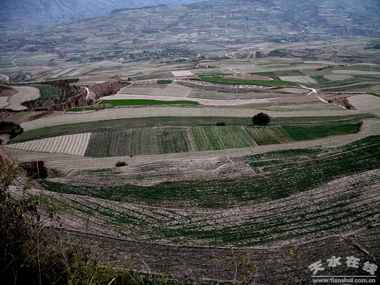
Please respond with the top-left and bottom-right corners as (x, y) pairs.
(1, 0), (380, 64)
(0, 0), (198, 25)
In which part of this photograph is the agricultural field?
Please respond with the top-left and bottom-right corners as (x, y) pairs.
(198, 74), (295, 87)
(41, 135), (380, 208)
(8, 133), (91, 156)
(85, 128), (192, 157)
(9, 116), (364, 157)
(0, 86), (40, 111)
(279, 75), (317, 84)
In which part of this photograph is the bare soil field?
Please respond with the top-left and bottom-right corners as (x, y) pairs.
(1, 86), (40, 111)
(332, 70), (380, 75)
(279, 75), (317, 84)
(118, 83), (193, 98)
(349, 94), (380, 115)
(100, 94), (274, 106)
(323, 74), (354, 81)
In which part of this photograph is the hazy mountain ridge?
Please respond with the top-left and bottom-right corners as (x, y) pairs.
(0, 0), (198, 25)
(1, 0), (380, 65)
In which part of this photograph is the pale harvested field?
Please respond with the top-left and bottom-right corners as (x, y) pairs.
(332, 70), (380, 75)
(5, 86), (40, 111)
(8, 133), (91, 156)
(21, 107), (360, 131)
(279, 76), (317, 84)
(171, 70), (194, 77)
(188, 90), (279, 100)
(348, 94), (380, 115)
(227, 74), (273, 80)
(261, 102), (342, 112)
(276, 87), (306, 94)
(0, 97), (8, 108)
(323, 74), (354, 81)
(0, 74), (9, 82)
(223, 63), (324, 74)
(100, 94), (274, 106)
(118, 83), (192, 98)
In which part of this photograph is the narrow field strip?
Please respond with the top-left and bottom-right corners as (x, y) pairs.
(8, 133), (91, 156)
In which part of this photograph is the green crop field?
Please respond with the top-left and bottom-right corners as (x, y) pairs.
(283, 121), (362, 141)
(191, 126), (256, 150)
(246, 127), (290, 145)
(198, 74), (294, 87)
(99, 99), (199, 107)
(86, 127), (192, 157)
(83, 120), (361, 157)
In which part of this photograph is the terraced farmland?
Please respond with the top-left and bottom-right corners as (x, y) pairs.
(9, 117), (363, 158)
(85, 128), (192, 157)
(42, 136), (380, 208)
(83, 120), (361, 157)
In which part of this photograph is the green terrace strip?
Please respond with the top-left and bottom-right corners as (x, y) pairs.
(40, 136), (380, 208)
(283, 122), (362, 141)
(98, 99), (199, 107)
(12, 115), (370, 143)
(198, 74), (295, 87)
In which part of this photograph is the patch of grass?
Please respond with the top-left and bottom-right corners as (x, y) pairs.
(99, 99), (199, 107)
(198, 74), (294, 87)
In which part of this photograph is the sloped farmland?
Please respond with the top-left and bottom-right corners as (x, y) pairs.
(8, 133), (91, 156)
(85, 128), (192, 157)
